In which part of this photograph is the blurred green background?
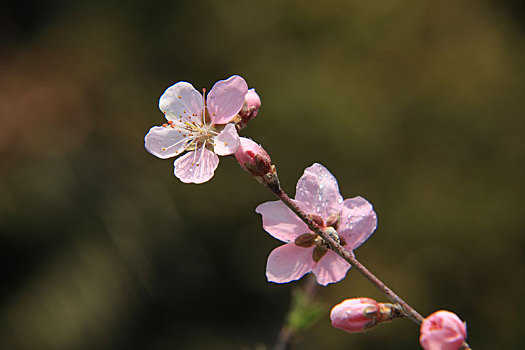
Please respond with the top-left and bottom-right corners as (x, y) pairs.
(1, 0), (524, 349)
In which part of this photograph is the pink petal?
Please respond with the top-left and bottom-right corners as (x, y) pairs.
(338, 196), (377, 250)
(256, 200), (310, 243)
(159, 82), (204, 124)
(295, 163), (343, 219)
(207, 75), (248, 125)
(266, 243), (315, 283)
(144, 126), (192, 159)
(312, 250), (351, 286)
(213, 123), (240, 156)
(173, 146), (219, 184)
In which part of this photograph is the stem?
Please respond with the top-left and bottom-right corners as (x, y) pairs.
(274, 275), (318, 350)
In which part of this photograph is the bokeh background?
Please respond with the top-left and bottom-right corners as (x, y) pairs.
(1, 0), (524, 349)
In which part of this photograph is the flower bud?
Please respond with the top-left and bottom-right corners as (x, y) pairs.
(331, 298), (404, 334)
(235, 137), (272, 179)
(420, 310), (467, 350)
(245, 89), (261, 112)
(330, 298), (380, 333)
(237, 89), (261, 129)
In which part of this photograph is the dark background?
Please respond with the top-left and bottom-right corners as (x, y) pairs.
(1, 0), (524, 349)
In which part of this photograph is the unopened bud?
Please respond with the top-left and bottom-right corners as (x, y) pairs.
(330, 298), (379, 333)
(235, 137), (272, 179)
(420, 310), (467, 350)
(330, 298), (404, 333)
(237, 89), (261, 129)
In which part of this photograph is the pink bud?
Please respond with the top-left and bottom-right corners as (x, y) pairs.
(237, 89), (261, 129)
(245, 89), (261, 113)
(235, 137), (272, 178)
(330, 298), (380, 333)
(420, 310), (467, 350)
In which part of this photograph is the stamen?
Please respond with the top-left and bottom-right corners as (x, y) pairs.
(202, 88), (208, 126)
(161, 135), (197, 152)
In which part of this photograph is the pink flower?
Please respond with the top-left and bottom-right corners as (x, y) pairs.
(256, 163), (377, 286)
(144, 75), (248, 183)
(420, 310), (467, 350)
(235, 137), (272, 178)
(330, 298), (380, 333)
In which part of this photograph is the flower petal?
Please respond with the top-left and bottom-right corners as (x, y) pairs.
(173, 146), (219, 184)
(312, 250), (351, 286)
(295, 163), (343, 219)
(144, 126), (192, 159)
(338, 196), (377, 250)
(256, 200), (310, 243)
(159, 81), (204, 124)
(207, 75), (248, 125)
(213, 123), (240, 155)
(266, 243), (315, 283)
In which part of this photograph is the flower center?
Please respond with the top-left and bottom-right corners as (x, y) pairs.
(293, 212), (346, 263)
(161, 108), (221, 152)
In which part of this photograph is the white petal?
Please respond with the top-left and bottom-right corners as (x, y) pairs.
(144, 126), (192, 159)
(213, 124), (240, 155)
(159, 81), (204, 124)
(295, 163), (343, 219)
(174, 146), (219, 184)
(207, 75), (248, 125)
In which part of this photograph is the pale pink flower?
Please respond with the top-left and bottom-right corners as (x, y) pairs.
(256, 163), (377, 286)
(330, 298), (379, 333)
(420, 310), (467, 350)
(144, 75), (248, 183)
